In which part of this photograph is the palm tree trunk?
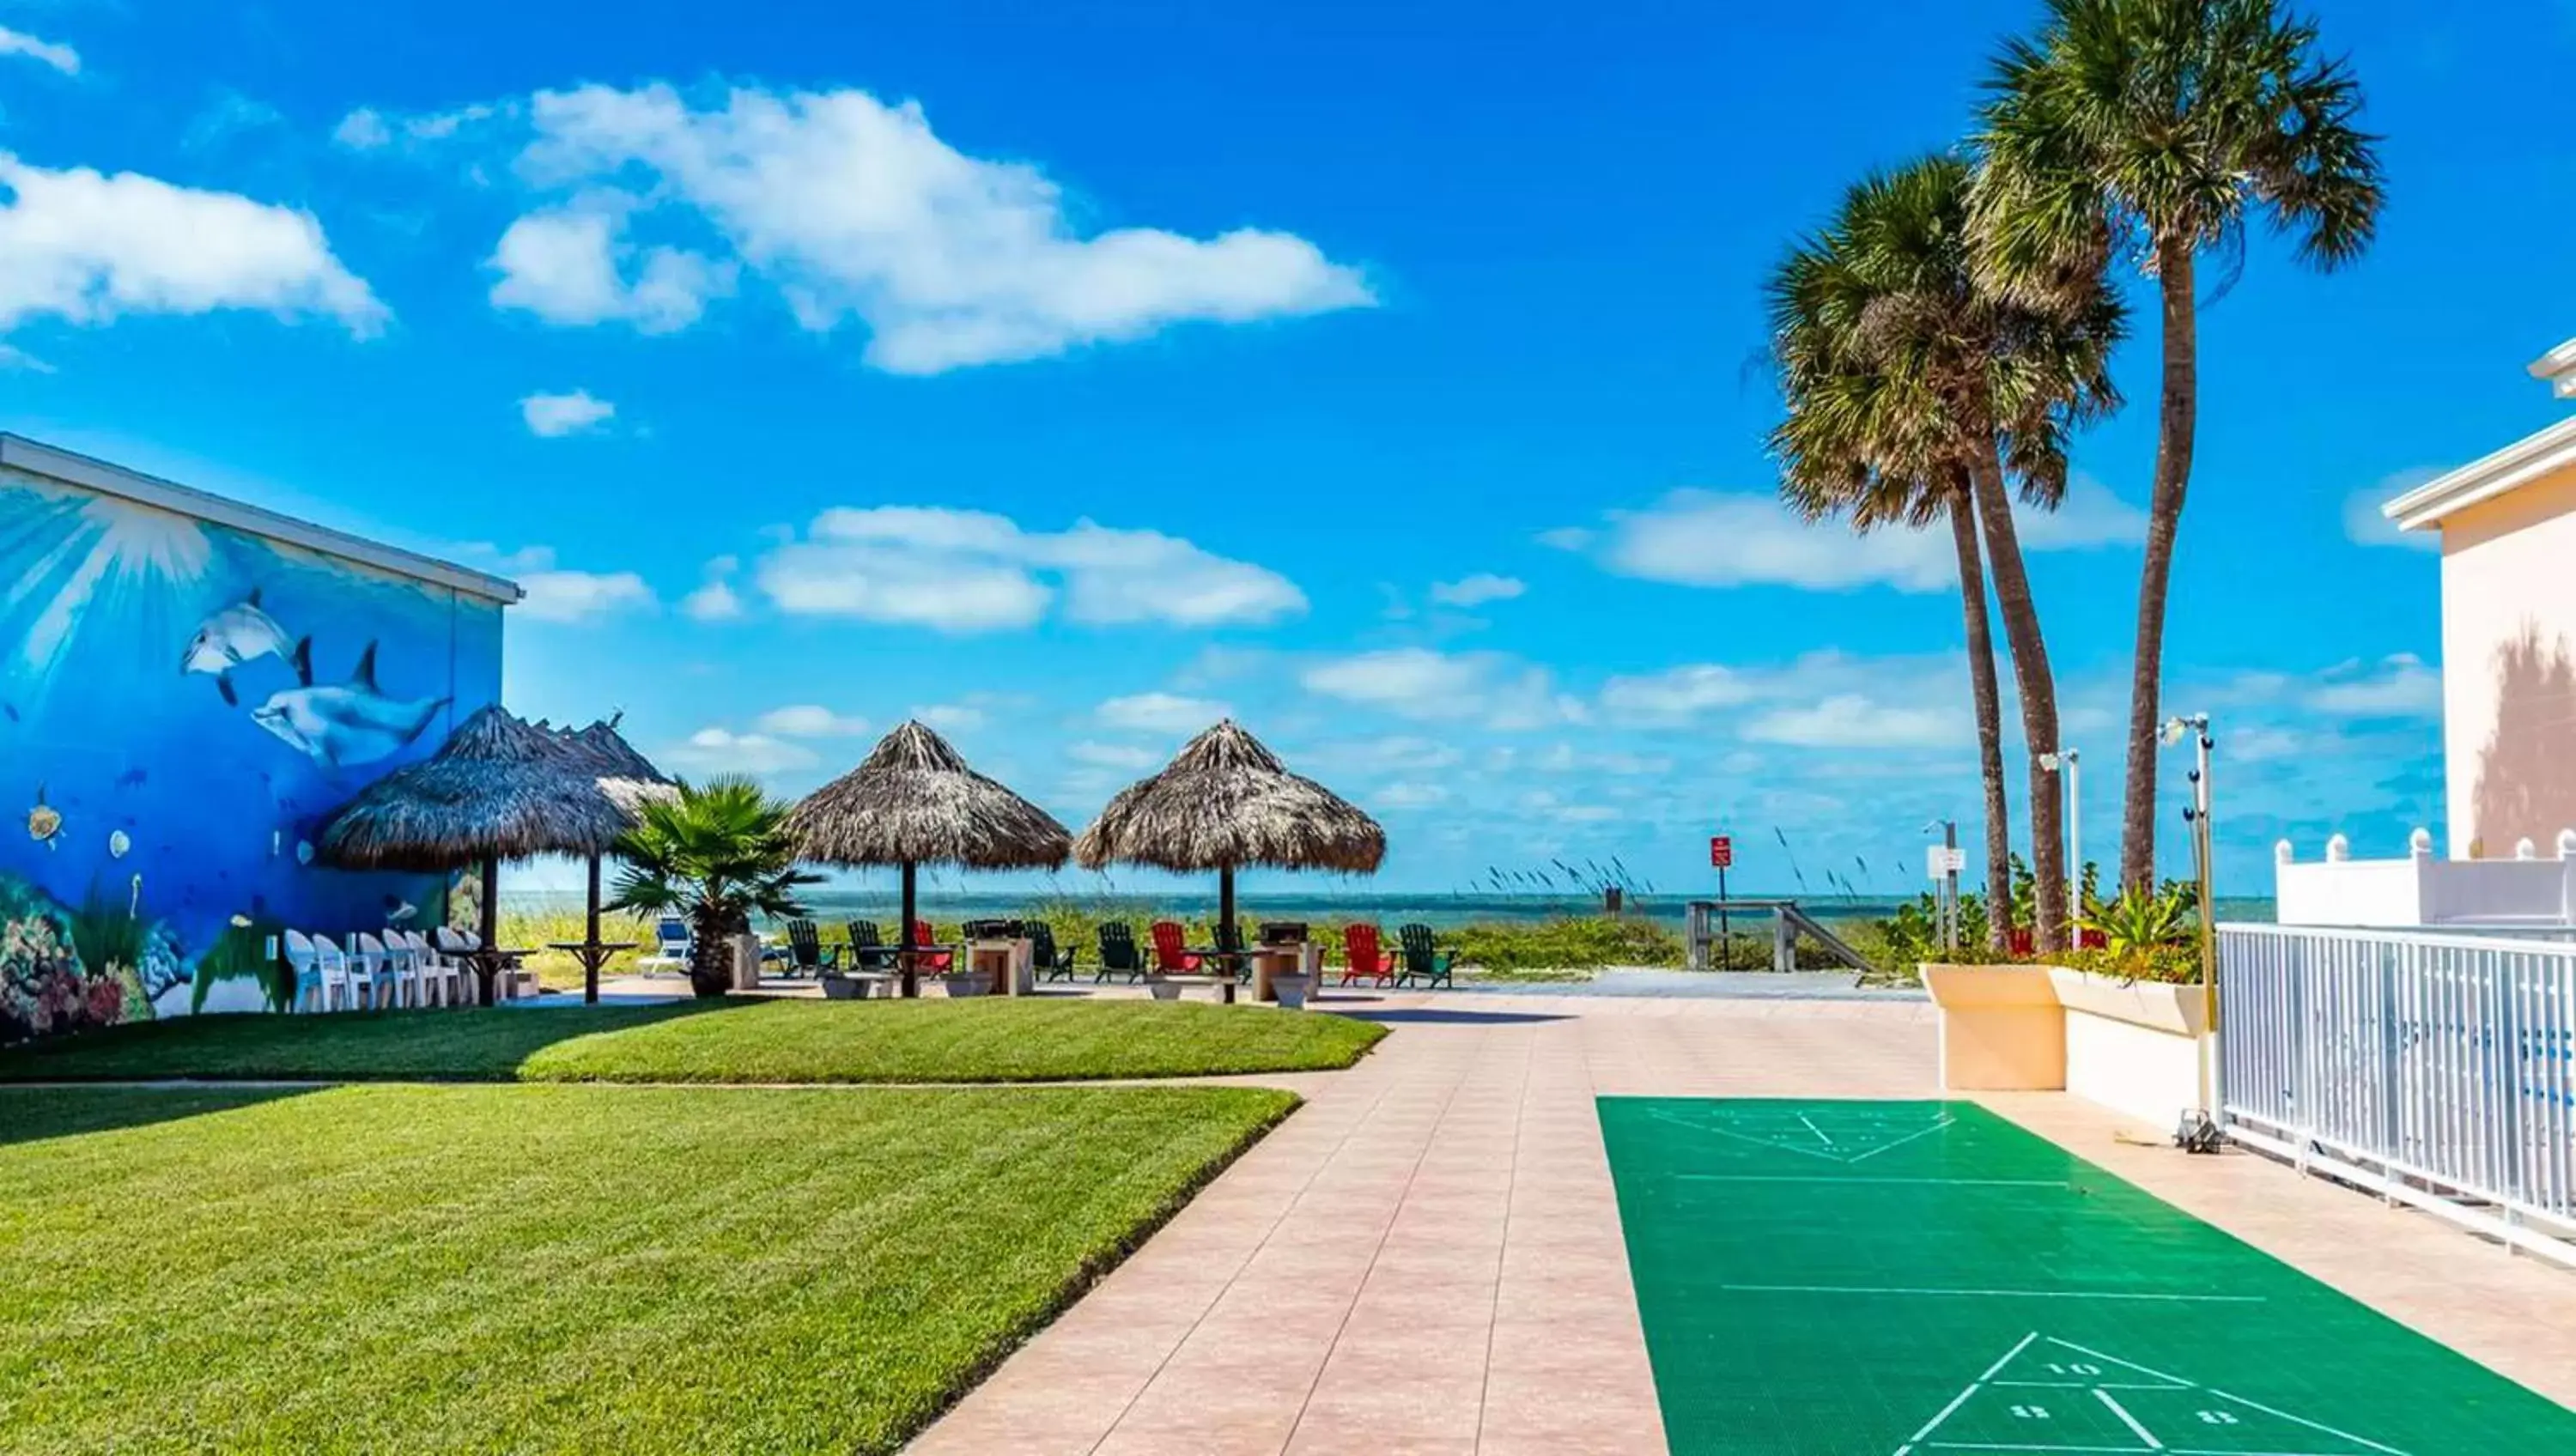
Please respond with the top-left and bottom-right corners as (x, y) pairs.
(1947, 490), (2014, 952)
(2121, 240), (2198, 893)
(688, 906), (732, 998)
(1968, 441), (2068, 952)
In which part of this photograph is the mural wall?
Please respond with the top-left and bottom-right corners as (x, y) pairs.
(0, 462), (504, 1040)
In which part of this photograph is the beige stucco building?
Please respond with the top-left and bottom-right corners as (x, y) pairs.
(2385, 339), (2576, 862)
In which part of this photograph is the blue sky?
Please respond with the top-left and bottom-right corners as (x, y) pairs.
(4, 0), (2569, 899)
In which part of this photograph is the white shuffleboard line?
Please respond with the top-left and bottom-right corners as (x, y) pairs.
(2094, 1389), (2163, 1449)
(1844, 1117), (1956, 1163)
(1722, 1284), (2263, 1302)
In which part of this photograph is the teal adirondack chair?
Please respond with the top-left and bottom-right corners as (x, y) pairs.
(1096, 923), (1150, 983)
(1395, 923), (1454, 988)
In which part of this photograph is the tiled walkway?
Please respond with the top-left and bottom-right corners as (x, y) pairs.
(908, 994), (1938, 1455)
(909, 991), (2576, 1454)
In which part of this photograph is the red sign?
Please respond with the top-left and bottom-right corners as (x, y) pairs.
(1710, 835), (1734, 869)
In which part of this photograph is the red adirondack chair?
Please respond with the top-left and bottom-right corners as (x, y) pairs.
(1341, 924), (1397, 986)
(1149, 920), (1203, 973)
(909, 919), (954, 973)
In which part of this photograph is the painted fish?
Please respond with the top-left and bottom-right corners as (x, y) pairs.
(26, 785), (60, 849)
(251, 640), (449, 769)
(183, 589), (293, 706)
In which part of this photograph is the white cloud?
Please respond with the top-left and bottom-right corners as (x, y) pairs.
(756, 506), (1303, 634)
(1561, 476), (2147, 594)
(664, 726), (817, 775)
(1069, 740), (1157, 769)
(519, 388), (615, 437)
(1599, 664), (1759, 725)
(483, 82), (1371, 370)
(332, 102), (511, 153)
(0, 154), (385, 336)
(1375, 781), (1449, 810)
(2344, 468), (2443, 552)
(1743, 694), (1969, 750)
(1097, 692), (1229, 733)
(489, 196), (733, 333)
(2307, 654), (2442, 718)
(1530, 743), (1672, 775)
(915, 703), (986, 733)
(517, 569), (653, 623)
(1429, 573), (1526, 609)
(332, 108), (393, 149)
(1300, 647), (1575, 730)
(1303, 736), (1462, 774)
(755, 705), (870, 737)
(479, 543), (653, 623)
(681, 579), (743, 622)
(0, 27), (79, 76)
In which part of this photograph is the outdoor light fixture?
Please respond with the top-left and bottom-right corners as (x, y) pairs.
(2157, 711), (2222, 1153)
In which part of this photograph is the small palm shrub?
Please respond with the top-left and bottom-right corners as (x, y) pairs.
(609, 778), (819, 998)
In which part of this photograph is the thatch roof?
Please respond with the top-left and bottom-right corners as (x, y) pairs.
(540, 716), (677, 816)
(316, 705), (638, 871)
(785, 719), (1072, 870)
(1074, 719), (1385, 875)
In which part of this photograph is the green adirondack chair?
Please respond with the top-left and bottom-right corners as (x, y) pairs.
(1395, 923), (1454, 988)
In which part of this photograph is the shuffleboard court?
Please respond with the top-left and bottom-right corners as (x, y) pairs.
(1599, 1097), (2576, 1455)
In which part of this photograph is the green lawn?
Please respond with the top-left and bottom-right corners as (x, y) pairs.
(1, 1082), (1294, 1454)
(0, 998), (1387, 1084)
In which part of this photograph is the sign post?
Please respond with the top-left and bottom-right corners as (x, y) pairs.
(1710, 834), (1734, 968)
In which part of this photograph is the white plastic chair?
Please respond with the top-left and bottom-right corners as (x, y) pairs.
(313, 936), (358, 1010)
(434, 927), (480, 1006)
(404, 931), (451, 1008)
(284, 930), (325, 1013)
(365, 932), (418, 1009)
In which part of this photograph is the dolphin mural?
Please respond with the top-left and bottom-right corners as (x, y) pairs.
(251, 639), (449, 769)
(182, 590), (293, 706)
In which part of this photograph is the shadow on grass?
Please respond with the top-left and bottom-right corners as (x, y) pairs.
(0, 1084), (320, 1148)
(1332, 1008), (1572, 1025)
(0, 998), (757, 1083)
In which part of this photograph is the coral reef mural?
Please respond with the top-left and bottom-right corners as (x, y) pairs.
(0, 460), (504, 1041)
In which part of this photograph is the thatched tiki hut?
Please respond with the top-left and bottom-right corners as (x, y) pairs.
(1076, 719), (1384, 937)
(317, 706), (665, 1003)
(784, 720), (1071, 997)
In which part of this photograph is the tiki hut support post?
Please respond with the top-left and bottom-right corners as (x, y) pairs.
(585, 852), (605, 1005)
(1220, 863), (1237, 943)
(900, 860), (920, 998)
(477, 850), (501, 999)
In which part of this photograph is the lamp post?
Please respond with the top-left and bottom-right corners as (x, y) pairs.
(1922, 818), (1959, 952)
(2160, 712), (2221, 1152)
(2038, 746), (2081, 920)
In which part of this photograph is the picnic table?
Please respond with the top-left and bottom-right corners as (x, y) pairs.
(548, 939), (636, 1005)
(464, 945), (538, 1003)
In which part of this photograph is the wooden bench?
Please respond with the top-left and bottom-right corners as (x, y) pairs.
(1145, 974), (1237, 1004)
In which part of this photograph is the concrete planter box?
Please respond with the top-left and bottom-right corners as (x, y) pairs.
(1270, 973), (1314, 1010)
(2048, 969), (2210, 1129)
(1145, 980), (1184, 1002)
(1918, 964), (2065, 1092)
(938, 972), (993, 998)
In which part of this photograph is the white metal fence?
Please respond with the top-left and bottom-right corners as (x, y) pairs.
(2218, 923), (2576, 1266)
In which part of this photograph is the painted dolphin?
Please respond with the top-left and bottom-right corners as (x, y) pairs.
(183, 590), (293, 706)
(251, 639), (449, 769)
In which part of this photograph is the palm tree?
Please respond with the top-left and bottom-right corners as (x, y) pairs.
(1973, 0), (2383, 890)
(609, 776), (820, 998)
(1768, 156), (2123, 951)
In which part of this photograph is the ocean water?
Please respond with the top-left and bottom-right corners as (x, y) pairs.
(501, 888), (2281, 931)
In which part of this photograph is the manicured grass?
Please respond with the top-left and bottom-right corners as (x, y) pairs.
(1, 1082), (1294, 1454)
(0, 997), (1388, 1084)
